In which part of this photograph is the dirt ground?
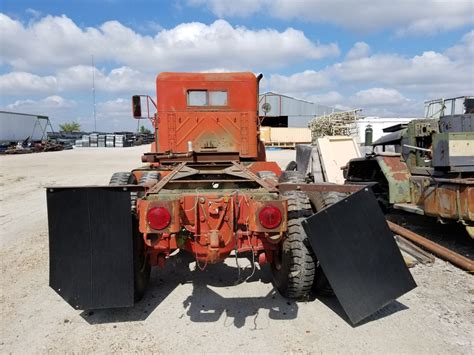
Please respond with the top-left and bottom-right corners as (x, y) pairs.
(1, 146), (473, 353)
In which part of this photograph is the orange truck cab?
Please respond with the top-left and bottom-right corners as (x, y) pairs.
(139, 72), (266, 163)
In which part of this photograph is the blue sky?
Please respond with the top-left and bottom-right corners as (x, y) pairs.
(1, 0), (473, 131)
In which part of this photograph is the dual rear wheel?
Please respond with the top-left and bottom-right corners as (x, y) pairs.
(270, 171), (346, 300)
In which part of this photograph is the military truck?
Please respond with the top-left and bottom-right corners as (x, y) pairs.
(345, 96), (474, 237)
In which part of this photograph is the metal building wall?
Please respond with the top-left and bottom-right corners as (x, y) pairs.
(259, 92), (339, 128)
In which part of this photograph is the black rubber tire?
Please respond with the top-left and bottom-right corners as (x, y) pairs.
(256, 170), (278, 184)
(109, 171), (150, 302)
(310, 191), (349, 212)
(285, 160), (297, 171)
(271, 189), (316, 299)
(109, 171), (135, 185)
(132, 217), (151, 302)
(138, 171), (160, 185)
(109, 172), (138, 210)
(279, 170), (306, 184)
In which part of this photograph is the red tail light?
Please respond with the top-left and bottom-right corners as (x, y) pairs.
(147, 207), (171, 230)
(258, 206), (282, 229)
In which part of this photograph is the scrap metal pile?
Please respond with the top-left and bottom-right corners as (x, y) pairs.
(308, 109), (362, 142)
(1, 140), (69, 154)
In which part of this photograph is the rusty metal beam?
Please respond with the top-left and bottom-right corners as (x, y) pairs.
(147, 161), (187, 194)
(387, 221), (474, 272)
(431, 178), (474, 185)
(230, 161), (278, 192)
(167, 179), (253, 183)
(278, 183), (364, 193)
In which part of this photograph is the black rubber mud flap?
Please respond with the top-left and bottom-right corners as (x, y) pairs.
(47, 187), (134, 310)
(302, 188), (416, 325)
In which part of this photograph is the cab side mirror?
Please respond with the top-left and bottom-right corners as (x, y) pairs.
(132, 95), (142, 118)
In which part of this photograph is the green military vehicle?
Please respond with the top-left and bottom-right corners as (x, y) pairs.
(345, 96), (474, 237)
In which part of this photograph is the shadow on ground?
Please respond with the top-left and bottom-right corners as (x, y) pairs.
(80, 252), (298, 327)
(80, 251), (410, 328)
(318, 295), (409, 327)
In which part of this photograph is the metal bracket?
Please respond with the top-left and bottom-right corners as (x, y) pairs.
(227, 161), (278, 192)
(147, 162), (188, 194)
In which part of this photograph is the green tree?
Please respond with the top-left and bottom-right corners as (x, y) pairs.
(139, 125), (152, 134)
(59, 121), (81, 133)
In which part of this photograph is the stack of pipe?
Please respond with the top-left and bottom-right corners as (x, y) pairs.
(308, 109), (362, 143)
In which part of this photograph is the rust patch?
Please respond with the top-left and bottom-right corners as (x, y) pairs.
(392, 172), (408, 181)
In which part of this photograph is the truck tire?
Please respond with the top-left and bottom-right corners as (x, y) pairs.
(271, 190), (315, 299)
(256, 170), (278, 184)
(109, 171), (136, 185)
(109, 172), (138, 212)
(310, 191), (348, 212)
(279, 170), (306, 184)
(132, 217), (151, 302)
(138, 171), (160, 185)
(307, 190), (348, 295)
(285, 160), (297, 171)
(109, 171), (150, 302)
(272, 171), (316, 299)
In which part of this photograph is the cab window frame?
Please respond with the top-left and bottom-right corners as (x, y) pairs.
(187, 90), (228, 107)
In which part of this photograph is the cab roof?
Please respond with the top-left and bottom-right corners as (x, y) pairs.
(157, 72), (257, 82)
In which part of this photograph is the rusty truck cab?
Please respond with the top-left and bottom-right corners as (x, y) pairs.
(140, 72), (266, 163)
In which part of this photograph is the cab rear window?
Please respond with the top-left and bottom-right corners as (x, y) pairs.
(187, 90), (227, 106)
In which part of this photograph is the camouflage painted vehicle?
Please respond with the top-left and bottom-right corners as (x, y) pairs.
(345, 96), (474, 237)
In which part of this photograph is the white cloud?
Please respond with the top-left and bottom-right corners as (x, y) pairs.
(264, 29), (474, 116)
(1, 11), (473, 124)
(1, 95), (148, 132)
(346, 42), (370, 60)
(84, 98), (153, 132)
(267, 70), (332, 93)
(445, 30), (474, 60)
(333, 50), (472, 97)
(0, 14), (339, 72)
(350, 88), (408, 106)
(3, 96), (78, 125)
(349, 88), (423, 116)
(0, 66), (155, 96)
(307, 91), (345, 106)
(5, 95), (76, 111)
(189, 0), (474, 35)
(25, 8), (42, 18)
(0, 72), (58, 95)
(268, 29), (474, 104)
(188, 0), (264, 17)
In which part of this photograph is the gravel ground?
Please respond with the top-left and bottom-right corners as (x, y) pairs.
(1, 146), (473, 353)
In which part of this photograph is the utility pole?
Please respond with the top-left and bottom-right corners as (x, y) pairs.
(92, 55), (97, 132)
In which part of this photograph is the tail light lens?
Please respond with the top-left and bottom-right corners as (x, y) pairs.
(259, 206), (282, 229)
(147, 207), (171, 230)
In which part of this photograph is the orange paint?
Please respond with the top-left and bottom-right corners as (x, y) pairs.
(155, 72), (260, 160)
